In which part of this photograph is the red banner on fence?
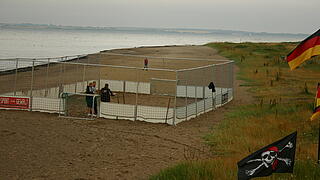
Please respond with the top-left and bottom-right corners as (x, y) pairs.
(0, 96), (30, 109)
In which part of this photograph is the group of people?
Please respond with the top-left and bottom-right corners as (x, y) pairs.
(85, 57), (149, 116)
(85, 81), (115, 116)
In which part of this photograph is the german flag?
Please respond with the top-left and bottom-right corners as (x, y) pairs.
(287, 29), (320, 70)
(311, 83), (320, 121)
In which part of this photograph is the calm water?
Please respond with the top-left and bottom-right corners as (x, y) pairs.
(0, 24), (307, 59)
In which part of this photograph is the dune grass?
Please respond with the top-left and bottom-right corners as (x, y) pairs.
(150, 42), (320, 180)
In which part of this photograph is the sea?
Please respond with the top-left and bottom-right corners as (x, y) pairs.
(0, 23), (307, 70)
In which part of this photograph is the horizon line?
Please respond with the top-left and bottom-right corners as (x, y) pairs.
(0, 22), (308, 36)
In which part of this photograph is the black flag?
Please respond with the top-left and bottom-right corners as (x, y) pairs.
(208, 82), (216, 92)
(238, 131), (297, 180)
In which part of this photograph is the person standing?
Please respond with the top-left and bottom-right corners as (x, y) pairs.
(100, 83), (115, 102)
(92, 81), (98, 114)
(85, 82), (94, 115)
(144, 57), (148, 70)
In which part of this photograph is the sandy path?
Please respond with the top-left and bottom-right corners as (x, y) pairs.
(0, 45), (252, 180)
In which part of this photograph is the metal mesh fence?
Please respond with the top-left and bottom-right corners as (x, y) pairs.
(150, 78), (176, 96)
(175, 62), (234, 122)
(0, 53), (234, 125)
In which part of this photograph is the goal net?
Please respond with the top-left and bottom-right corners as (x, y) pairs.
(60, 92), (100, 120)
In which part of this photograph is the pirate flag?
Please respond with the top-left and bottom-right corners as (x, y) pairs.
(238, 131), (297, 180)
(208, 82), (216, 92)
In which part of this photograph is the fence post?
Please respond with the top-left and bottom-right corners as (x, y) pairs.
(221, 87), (223, 105)
(212, 64), (215, 110)
(122, 81), (126, 93)
(13, 58), (19, 96)
(58, 61), (63, 98)
(62, 57), (66, 87)
(203, 85), (205, 113)
(30, 60), (35, 111)
(134, 68), (139, 121)
(98, 65), (101, 91)
(45, 58), (50, 97)
(195, 86), (197, 117)
(231, 62), (234, 100)
(212, 91), (214, 110)
(173, 72), (178, 125)
(185, 80), (188, 121)
(83, 64), (86, 87)
(86, 56), (89, 85)
(98, 53), (102, 90)
(74, 56), (79, 93)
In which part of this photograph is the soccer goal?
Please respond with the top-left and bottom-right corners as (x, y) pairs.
(59, 92), (100, 120)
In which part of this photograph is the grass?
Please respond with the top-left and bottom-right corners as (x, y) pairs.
(149, 161), (216, 180)
(150, 42), (320, 180)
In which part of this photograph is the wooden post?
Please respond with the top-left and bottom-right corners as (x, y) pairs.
(30, 61), (35, 111)
(134, 68), (139, 121)
(195, 86), (197, 117)
(165, 98), (171, 124)
(45, 58), (50, 97)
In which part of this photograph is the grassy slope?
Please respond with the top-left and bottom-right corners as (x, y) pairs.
(150, 42), (320, 180)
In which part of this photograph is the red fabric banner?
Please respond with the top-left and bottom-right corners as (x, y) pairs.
(0, 96), (30, 109)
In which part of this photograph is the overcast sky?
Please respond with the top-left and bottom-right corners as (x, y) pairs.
(0, 0), (318, 34)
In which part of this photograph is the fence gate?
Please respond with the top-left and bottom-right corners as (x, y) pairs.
(59, 92), (100, 120)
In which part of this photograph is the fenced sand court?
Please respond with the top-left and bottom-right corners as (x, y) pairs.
(0, 45), (233, 124)
(0, 45), (239, 179)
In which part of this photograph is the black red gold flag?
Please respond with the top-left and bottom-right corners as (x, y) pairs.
(237, 132), (297, 180)
(287, 29), (320, 70)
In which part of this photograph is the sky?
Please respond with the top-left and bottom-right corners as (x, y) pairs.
(0, 0), (319, 34)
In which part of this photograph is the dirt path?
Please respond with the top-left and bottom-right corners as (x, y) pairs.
(0, 46), (253, 180)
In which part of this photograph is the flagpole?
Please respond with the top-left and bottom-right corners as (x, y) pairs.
(318, 117), (320, 164)
(313, 83), (320, 164)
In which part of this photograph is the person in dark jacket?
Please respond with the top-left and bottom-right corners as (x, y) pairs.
(86, 82), (94, 115)
(100, 83), (115, 102)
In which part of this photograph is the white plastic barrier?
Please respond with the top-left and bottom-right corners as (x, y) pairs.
(100, 80), (124, 92)
(176, 86), (227, 99)
(31, 97), (64, 113)
(137, 105), (173, 124)
(125, 81), (138, 93)
(125, 81), (150, 94)
(100, 102), (135, 121)
(99, 102), (174, 124)
(176, 85), (205, 98)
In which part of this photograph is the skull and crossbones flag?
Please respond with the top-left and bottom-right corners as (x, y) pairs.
(237, 131), (297, 180)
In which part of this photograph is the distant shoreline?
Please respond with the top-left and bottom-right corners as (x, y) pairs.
(0, 22), (307, 37)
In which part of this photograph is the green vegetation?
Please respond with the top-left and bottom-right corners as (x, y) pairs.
(150, 42), (320, 180)
(149, 161), (215, 180)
